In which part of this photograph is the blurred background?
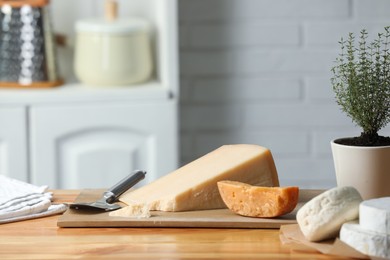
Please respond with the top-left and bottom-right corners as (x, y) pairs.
(0, 0), (390, 188)
(178, 0), (390, 188)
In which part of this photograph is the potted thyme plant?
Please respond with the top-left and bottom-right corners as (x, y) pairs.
(330, 27), (390, 200)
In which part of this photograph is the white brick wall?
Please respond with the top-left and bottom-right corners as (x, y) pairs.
(178, 0), (390, 189)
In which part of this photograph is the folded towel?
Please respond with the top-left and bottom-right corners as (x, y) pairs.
(0, 175), (67, 224)
(0, 175), (47, 205)
(0, 204), (68, 224)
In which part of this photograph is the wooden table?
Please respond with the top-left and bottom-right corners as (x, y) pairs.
(0, 190), (352, 259)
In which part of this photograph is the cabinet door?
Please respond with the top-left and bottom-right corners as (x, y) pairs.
(29, 101), (178, 189)
(0, 107), (28, 181)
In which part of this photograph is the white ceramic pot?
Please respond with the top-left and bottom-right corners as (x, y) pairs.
(74, 17), (153, 86)
(331, 139), (390, 200)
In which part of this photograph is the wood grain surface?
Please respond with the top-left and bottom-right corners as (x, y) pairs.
(0, 190), (355, 259)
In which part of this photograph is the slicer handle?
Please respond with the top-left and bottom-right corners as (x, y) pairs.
(104, 170), (146, 203)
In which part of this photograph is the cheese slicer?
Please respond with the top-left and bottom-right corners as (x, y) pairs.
(70, 170), (146, 211)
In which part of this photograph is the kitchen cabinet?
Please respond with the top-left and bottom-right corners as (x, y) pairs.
(30, 100), (177, 189)
(0, 107), (28, 181)
(0, 0), (179, 188)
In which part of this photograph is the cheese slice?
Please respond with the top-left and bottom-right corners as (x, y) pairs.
(116, 144), (279, 213)
(217, 181), (299, 217)
(296, 186), (362, 242)
(340, 221), (390, 259)
(360, 197), (390, 234)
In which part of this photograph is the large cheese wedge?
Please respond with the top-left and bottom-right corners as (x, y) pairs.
(116, 144), (279, 213)
(217, 180), (299, 218)
(296, 186), (362, 242)
(340, 221), (390, 259)
(360, 197), (390, 234)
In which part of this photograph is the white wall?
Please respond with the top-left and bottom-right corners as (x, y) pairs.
(178, 0), (390, 188)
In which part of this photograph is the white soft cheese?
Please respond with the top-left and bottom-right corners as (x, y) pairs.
(340, 221), (390, 259)
(360, 197), (390, 234)
(296, 186), (363, 242)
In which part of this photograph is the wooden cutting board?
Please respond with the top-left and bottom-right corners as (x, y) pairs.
(57, 189), (322, 229)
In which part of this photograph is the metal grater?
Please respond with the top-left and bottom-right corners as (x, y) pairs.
(0, 1), (61, 87)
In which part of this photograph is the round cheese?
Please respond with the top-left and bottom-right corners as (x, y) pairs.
(340, 221), (390, 259)
(360, 197), (390, 234)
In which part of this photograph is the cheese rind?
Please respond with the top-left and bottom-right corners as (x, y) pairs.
(360, 197), (390, 234)
(340, 221), (390, 259)
(118, 144), (279, 212)
(296, 186), (362, 242)
(217, 181), (299, 217)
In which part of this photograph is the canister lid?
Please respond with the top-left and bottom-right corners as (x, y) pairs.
(75, 18), (150, 35)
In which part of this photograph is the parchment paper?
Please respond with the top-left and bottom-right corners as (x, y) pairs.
(279, 224), (369, 259)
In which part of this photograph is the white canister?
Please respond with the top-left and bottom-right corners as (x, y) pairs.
(74, 18), (153, 86)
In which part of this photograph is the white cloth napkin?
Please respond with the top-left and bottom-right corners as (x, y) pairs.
(0, 175), (67, 224)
